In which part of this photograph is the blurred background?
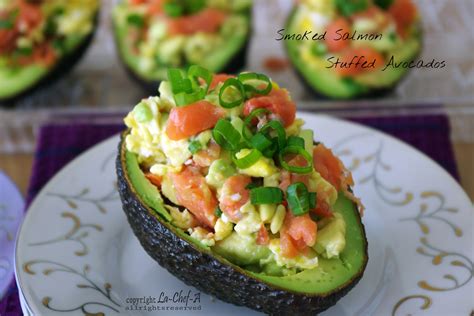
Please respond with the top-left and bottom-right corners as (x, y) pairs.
(0, 0), (473, 198)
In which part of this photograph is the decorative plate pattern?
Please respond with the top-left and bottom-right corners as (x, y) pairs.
(0, 171), (24, 300)
(15, 114), (473, 315)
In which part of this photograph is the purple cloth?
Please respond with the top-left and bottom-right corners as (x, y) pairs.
(0, 114), (459, 315)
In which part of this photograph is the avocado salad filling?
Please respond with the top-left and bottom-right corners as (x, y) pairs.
(124, 66), (364, 276)
(113, 0), (251, 81)
(286, 0), (421, 98)
(0, 0), (98, 99)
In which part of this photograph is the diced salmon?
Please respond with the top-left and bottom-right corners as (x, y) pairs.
(280, 211), (317, 258)
(279, 156), (311, 192)
(389, 0), (417, 37)
(18, 0), (43, 31)
(256, 224), (270, 245)
(145, 172), (162, 188)
(325, 17), (351, 52)
(219, 175), (251, 222)
(286, 213), (317, 247)
(167, 8), (227, 35)
(336, 47), (385, 76)
(312, 199), (333, 218)
(243, 88), (296, 127)
(171, 166), (218, 228)
(313, 144), (344, 190)
(166, 100), (224, 140)
(280, 226), (299, 258)
(193, 141), (221, 167)
(209, 74), (235, 91)
(0, 28), (18, 54)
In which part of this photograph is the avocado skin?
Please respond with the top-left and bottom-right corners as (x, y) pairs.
(284, 8), (422, 100)
(113, 18), (251, 95)
(116, 132), (368, 315)
(0, 13), (99, 106)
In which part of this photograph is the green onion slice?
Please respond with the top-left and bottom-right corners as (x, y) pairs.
(174, 90), (204, 107)
(127, 13), (145, 27)
(242, 108), (270, 142)
(261, 120), (286, 150)
(214, 206), (223, 217)
(168, 68), (193, 94)
(279, 146), (313, 174)
(188, 140), (202, 154)
(188, 65), (212, 94)
(219, 78), (246, 108)
(250, 133), (272, 152)
(212, 119), (241, 151)
(238, 72), (272, 96)
(309, 192), (317, 209)
(250, 187), (284, 205)
(245, 182), (259, 190)
(262, 138), (278, 158)
(287, 182), (310, 216)
(232, 149), (262, 169)
(287, 136), (305, 148)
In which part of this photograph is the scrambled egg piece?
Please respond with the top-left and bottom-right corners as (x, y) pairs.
(236, 149), (278, 177)
(125, 97), (191, 167)
(268, 239), (319, 270)
(314, 213), (346, 258)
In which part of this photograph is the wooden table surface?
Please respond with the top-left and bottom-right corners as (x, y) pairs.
(1, 143), (473, 201)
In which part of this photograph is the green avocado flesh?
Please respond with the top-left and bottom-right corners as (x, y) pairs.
(113, 13), (250, 82)
(0, 35), (88, 100)
(285, 8), (422, 99)
(124, 145), (368, 295)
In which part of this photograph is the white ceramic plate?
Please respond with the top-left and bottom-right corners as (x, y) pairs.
(0, 171), (24, 299)
(15, 114), (473, 315)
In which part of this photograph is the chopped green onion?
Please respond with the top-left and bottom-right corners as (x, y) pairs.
(309, 192), (317, 209)
(374, 0), (394, 9)
(215, 206), (223, 217)
(242, 108), (270, 142)
(250, 187), (284, 205)
(174, 90), (203, 106)
(168, 68), (193, 94)
(187, 0), (206, 13)
(335, 0), (369, 16)
(212, 119), (241, 151)
(287, 136), (305, 148)
(16, 47), (33, 56)
(287, 182), (310, 216)
(188, 65), (212, 93)
(219, 78), (246, 108)
(250, 133), (272, 152)
(262, 139), (278, 158)
(0, 20), (14, 29)
(164, 2), (183, 17)
(188, 140), (202, 154)
(233, 149), (262, 169)
(238, 72), (272, 96)
(245, 182), (259, 190)
(261, 120), (286, 150)
(127, 14), (145, 27)
(279, 146), (313, 174)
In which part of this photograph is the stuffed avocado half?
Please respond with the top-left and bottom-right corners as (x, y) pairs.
(116, 66), (368, 315)
(285, 0), (422, 99)
(112, 0), (252, 92)
(0, 0), (99, 103)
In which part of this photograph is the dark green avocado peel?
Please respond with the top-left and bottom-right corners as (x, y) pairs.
(116, 131), (368, 315)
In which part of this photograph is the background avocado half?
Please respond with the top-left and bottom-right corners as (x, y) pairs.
(116, 131), (369, 315)
(284, 8), (423, 100)
(0, 14), (100, 105)
(112, 9), (252, 94)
